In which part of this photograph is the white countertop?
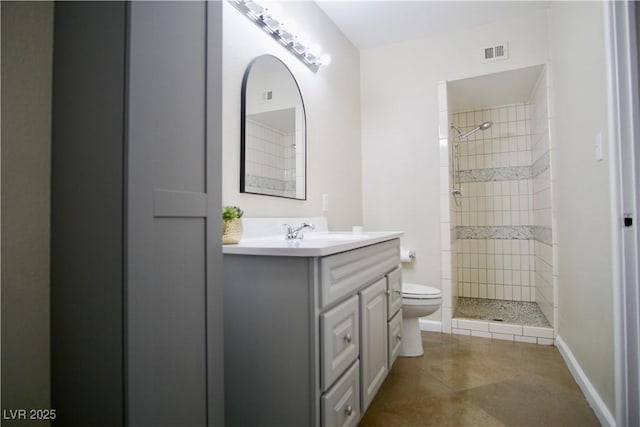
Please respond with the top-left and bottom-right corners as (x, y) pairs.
(222, 231), (403, 257)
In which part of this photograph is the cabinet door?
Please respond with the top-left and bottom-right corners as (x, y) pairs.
(388, 310), (403, 368)
(321, 361), (360, 427)
(321, 295), (360, 390)
(386, 267), (402, 319)
(359, 277), (388, 412)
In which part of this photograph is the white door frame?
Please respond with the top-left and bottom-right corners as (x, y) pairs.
(604, 1), (640, 425)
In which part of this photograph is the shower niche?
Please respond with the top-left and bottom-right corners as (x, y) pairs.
(438, 65), (556, 343)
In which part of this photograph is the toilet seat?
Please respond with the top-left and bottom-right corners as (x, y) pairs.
(402, 283), (441, 300)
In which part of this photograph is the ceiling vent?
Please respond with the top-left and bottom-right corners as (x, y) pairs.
(483, 41), (509, 62)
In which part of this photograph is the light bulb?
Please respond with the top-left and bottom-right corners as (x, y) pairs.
(308, 44), (321, 56)
(319, 54), (332, 66)
(245, 1), (264, 18)
(296, 33), (309, 46)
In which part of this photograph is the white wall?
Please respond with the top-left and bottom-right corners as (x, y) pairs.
(361, 10), (550, 317)
(548, 1), (615, 414)
(223, 1), (362, 230)
(1, 1), (53, 419)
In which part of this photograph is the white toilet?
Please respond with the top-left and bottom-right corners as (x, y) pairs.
(399, 283), (442, 357)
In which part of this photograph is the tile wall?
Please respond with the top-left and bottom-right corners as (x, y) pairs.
(451, 103), (538, 304)
(245, 118), (297, 198)
(438, 81), (454, 334)
(530, 72), (555, 325)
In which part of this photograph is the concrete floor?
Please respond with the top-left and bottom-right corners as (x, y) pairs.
(360, 331), (600, 427)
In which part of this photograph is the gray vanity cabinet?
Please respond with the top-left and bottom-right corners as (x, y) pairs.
(51, 2), (223, 426)
(223, 238), (401, 427)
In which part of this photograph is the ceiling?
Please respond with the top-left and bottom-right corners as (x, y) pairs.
(316, 1), (550, 50)
(448, 64), (545, 113)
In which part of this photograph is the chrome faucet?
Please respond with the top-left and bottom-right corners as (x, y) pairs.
(283, 222), (315, 240)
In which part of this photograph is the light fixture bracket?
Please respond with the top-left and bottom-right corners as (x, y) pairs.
(229, 0), (331, 73)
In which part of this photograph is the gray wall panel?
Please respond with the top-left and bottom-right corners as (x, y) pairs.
(206, 2), (225, 425)
(50, 3), (126, 425)
(128, 1), (206, 194)
(128, 218), (207, 426)
(127, 2), (209, 425)
(1, 2), (53, 424)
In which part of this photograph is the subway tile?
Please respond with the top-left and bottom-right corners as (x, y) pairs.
(523, 326), (554, 339)
(439, 140), (449, 166)
(439, 166), (450, 195)
(471, 330), (492, 339)
(442, 279), (452, 306)
(452, 328), (471, 336)
(514, 335), (537, 344)
(441, 251), (452, 279)
(537, 338), (554, 346)
(492, 333), (514, 341)
(439, 111), (449, 139)
(489, 322), (523, 335)
(440, 195), (450, 222)
(457, 319), (489, 332)
(440, 222), (451, 249)
(442, 307), (452, 333)
(487, 284), (496, 299)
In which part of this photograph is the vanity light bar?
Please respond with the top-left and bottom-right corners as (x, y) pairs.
(229, 0), (332, 72)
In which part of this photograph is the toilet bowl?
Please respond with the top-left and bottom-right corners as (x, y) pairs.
(400, 283), (442, 357)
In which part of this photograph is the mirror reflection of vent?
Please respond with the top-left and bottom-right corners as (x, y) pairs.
(261, 90), (273, 102)
(483, 41), (509, 62)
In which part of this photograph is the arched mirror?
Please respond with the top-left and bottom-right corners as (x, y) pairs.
(241, 55), (306, 200)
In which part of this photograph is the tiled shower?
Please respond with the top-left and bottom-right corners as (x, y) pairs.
(439, 66), (557, 342)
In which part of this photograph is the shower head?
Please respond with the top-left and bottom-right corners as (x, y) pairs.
(453, 121), (493, 140)
(479, 121), (493, 131)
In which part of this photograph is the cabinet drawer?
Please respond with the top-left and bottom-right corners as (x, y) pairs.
(388, 309), (402, 368)
(321, 295), (359, 390)
(319, 239), (400, 309)
(321, 360), (360, 427)
(386, 267), (402, 319)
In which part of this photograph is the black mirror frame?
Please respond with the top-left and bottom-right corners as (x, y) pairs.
(240, 55), (307, 200)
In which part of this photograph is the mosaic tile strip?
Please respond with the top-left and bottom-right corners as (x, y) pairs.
(532, 151), (550, 178)
(533, 226), (553, 246)
(245, 174), (286, 191)
(455, 225), (534, 240)
(458, 166), (532, 183)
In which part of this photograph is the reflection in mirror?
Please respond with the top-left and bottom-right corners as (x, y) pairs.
(241, 55), (306, 199)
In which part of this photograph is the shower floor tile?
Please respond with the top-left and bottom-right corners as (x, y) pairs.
(454, 297), (551, 328)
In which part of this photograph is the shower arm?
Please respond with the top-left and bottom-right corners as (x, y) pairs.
(450, 121), (492, 198)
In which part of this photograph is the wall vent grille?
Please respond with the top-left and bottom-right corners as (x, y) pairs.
(483, 41), (509, 62)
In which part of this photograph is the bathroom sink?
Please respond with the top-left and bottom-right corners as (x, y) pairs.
(301, 232), (369, 241)
(223, 218), (403, 256)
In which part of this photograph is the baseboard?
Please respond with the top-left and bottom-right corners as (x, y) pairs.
(419, 319), (442, 333)
(555, 335), (616, 427)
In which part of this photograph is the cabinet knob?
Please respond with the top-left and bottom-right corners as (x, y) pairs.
(344, 405), (353, 416)
(344, 333), (352, 344)
(397, 334), (402, 341)
(385, 289), (391, 296)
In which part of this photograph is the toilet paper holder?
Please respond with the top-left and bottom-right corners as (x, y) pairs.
(400, 248), (416, 263)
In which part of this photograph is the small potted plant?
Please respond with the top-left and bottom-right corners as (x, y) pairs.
(222, 205), (244, 244)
